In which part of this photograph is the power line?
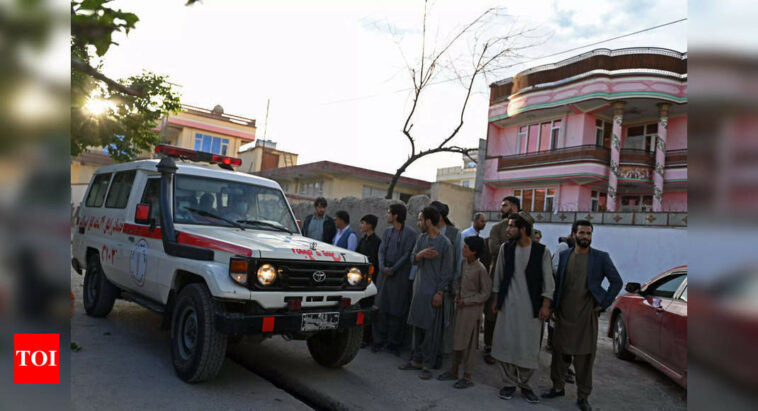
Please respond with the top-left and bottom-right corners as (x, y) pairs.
(317, 17), (687, 106)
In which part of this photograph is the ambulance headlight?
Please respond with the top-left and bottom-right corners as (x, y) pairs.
(257, 264), (277, 286)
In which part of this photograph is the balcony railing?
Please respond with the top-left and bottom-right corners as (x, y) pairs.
(619, 149), (655, 167)
(495, 146), (687, 171)
(665, 149), (687, 167)
(496, 145), (609, 171)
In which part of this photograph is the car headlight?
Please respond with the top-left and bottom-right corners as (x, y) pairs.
(347, 267), (362, 286)
(257, 264), (277, 286)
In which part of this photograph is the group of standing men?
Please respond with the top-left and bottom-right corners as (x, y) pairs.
(301, 194), (623, 411)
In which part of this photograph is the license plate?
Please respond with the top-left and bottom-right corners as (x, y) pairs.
(301, 312), (340, 332)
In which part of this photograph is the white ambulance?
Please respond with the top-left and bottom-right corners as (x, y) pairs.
(71, 145), (376, 382)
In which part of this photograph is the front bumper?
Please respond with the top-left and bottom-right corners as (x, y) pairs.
(215, 306), (377, 334)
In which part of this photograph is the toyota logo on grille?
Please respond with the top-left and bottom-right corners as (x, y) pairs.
(312, 271), (327, 283)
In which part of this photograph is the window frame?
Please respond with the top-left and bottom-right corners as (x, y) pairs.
(104, 170), (137, 209)
(136, 177), (162, 226)
(645, 273), (687, 299)
(84, 173), (113, 208)
(513, 187), (556, 212)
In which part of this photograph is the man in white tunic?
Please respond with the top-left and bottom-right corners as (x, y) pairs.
(490, 214), (554, 404)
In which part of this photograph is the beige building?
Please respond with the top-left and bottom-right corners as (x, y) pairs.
(71, 104), (257, 205)
(256, 160), (476, 227)
(158, 104), (256, 158)
(435, 151), (478, 188)
(256, 161), (431, 203)
(238, 139), (298, 174)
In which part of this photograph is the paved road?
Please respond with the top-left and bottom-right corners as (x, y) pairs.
(71, 269), (686, 410)
(70, 270), (309, 411)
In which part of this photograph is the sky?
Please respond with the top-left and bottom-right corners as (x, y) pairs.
(103, 0), (687, 182)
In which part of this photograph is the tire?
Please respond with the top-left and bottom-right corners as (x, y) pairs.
(307, 325), (363, 368)
(83, 252), (119, 317)
(613, 313), (635, 361)
(170, 283), (228, 383)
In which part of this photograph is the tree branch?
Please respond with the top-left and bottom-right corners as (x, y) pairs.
(72, 57), (144, 97)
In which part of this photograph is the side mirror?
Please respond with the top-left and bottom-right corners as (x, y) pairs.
(135, 203), (151, 225)
(625, 282), (641, 294)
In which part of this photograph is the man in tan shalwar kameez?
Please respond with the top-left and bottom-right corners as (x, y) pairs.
(436, 236), (491, 388)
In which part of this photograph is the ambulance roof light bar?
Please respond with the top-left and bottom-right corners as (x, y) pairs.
(154, 144), (242, 170)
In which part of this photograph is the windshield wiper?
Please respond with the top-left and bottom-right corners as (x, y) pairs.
(236, 219), (292, 234)
(183, 207), (245, 231)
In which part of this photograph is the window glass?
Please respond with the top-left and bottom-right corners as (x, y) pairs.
(679, 286), (687, 302)
(173, 175), (298, 233)
(648, 274), (686, 299)
(522, 189), (533, 212)
(138, 178), (161, 225)
(105, 170), (136, 208)
(85, 173), (112, 207)
(534, 189), (545, 212)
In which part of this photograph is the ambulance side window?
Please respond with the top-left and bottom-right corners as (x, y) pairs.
(139, 178), (161, 226)
(85, 173), (112, 208)
(105, 170), (136, 209)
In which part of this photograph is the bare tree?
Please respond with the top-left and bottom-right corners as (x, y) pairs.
(385, 1), (537, 199)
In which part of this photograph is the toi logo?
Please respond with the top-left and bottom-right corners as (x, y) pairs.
(14, 334), (60, 384)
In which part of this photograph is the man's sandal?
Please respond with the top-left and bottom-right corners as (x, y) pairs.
(454, 378), (474, 389)
(436, 371), (457, 381)
(398, 362), (422, 371)
(419, 369), (433, 380)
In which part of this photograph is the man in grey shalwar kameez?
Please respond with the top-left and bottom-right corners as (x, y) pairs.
(373, 203), (417, 355)
(429, 201), (462, 366)
(491, 214), (554, 403)
(399, 206), (453, 380)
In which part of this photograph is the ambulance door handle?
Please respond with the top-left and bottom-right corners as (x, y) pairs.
(78, 227), (85, 234)
(128, 236), (135, 243)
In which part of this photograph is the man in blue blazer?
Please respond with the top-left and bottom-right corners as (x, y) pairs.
(542, 220), (622, 411)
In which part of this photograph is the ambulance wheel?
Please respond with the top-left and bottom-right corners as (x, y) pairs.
(307, 325), (363, 368)
(171, 283), (227, 383)
(83, 252), (119, 317)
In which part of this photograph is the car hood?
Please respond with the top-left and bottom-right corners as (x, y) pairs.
(176, 224), (368, 264)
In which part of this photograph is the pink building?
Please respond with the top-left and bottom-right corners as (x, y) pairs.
(479, 48), (687, 215)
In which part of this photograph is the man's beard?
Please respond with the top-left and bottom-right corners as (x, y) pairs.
(509, 231), (521, 242)
(500, 210), (512, 220)
(576, 238), (591, 248)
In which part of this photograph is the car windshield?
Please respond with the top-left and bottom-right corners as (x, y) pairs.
(173, 175), (298, 233)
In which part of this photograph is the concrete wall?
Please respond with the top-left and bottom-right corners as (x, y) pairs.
(480, 221), (687, 285)
(290, 184), (474, 238)
(430, 182), (475, 229)
(291, 195), (432, 237)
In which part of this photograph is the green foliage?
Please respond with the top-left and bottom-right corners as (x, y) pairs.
(71, 0), (182, 161)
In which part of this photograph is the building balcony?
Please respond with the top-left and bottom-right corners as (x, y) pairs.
(496, 145), (610, 171)
(495, 146), (687, 171)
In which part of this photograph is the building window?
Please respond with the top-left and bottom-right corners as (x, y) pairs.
(595, 119), (612, 148)
(624, 123), (658, 152)
(462, 180), (470, 188)
(591, 190), (608, 212)
(620, 195), (653, 212)
(517, 126), (528, 154)
(362, 185), (399, 200)
(513, 188), (556, 212)
(194, 133), (230, 155)
(300, 181), (323, 197)
(517, 120), (562, 154)
(279, 183), (289, 193)
(551, 121), (561, 150)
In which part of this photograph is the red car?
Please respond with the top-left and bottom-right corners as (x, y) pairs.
(607, 266), (687, 388)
